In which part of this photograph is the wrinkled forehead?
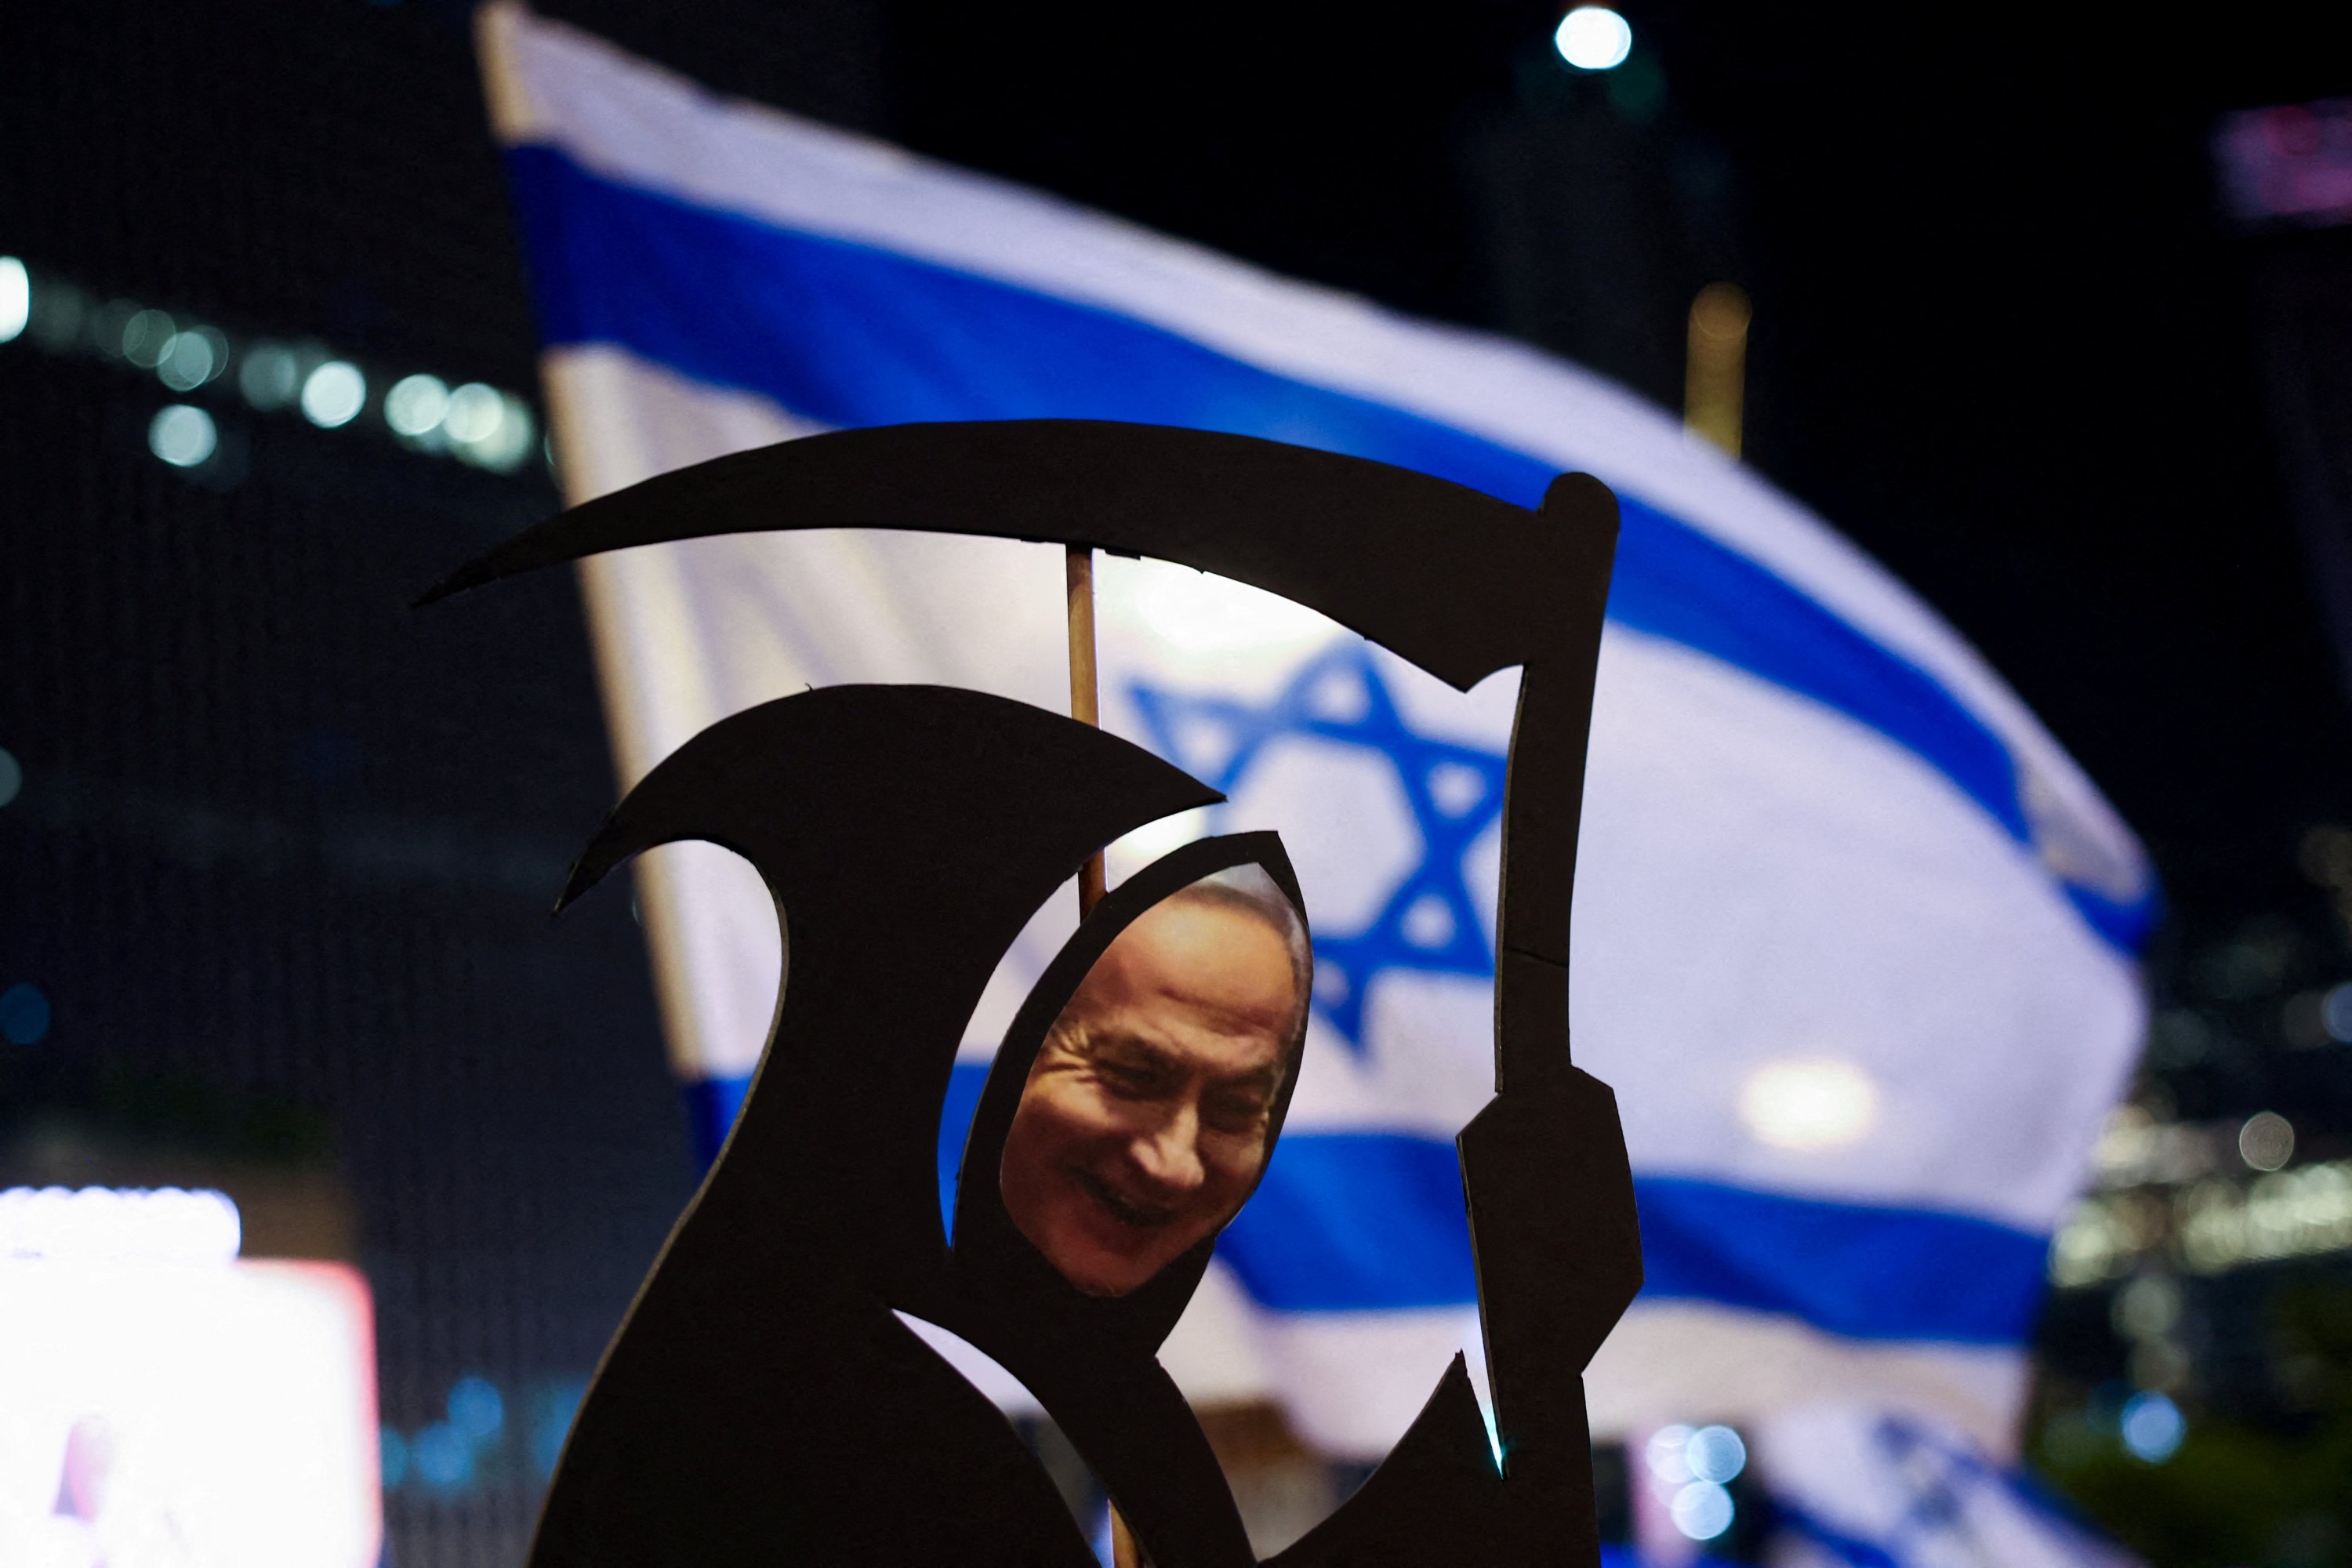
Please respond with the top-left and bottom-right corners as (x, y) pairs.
(1076, 896), (1302, 1031)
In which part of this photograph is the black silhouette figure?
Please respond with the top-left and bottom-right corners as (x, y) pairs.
(424, 420), (1642, 1566)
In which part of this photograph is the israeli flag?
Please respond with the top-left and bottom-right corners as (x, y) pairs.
(477, 3), (2153, 1465)
(1751, 1405), (2138, 1568)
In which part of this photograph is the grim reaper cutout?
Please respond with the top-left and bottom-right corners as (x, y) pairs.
(422, 420), (1642, 1566)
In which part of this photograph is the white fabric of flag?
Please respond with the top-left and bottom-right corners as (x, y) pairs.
(477, 3), (2154, 1465)
(1748, 1405), (2140, 1568)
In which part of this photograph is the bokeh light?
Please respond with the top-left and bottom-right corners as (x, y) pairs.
(448, 1374), (505, 1440)
(0, 256), (27, 343)
(158, 326), (227, 391)
(149, 404), (220, 468)
(1685, 1424), (1747, 1484)
(385, 372), (452, 437)
(1554, 5), (1633, 71)
(88, 298), (138, 360)
(1645, 1423), (1693, 1484)
(2324, 981), (2352, 1043)
(2119, 1390), (2185, 1462)
(449, 390), (538, 472)
(2239, 1110), (2295, 1171)
(119, 307), (176, 368)
(0, 982), (51, 1045)
(0, 746), (20, 808)
(443, 381), (504, 444)
(239, 341), (302, 410)
(24, 275), (82, 350)
(301, 361), (367, 428)
(1738, 1056), (1880, 1150)
(409, 1422), (473, 1490)
(379, 1428), (410, 1489)
(1671, 1479), (1734, 1539)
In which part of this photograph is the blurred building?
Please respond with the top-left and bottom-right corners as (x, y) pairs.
(0, 3), (727, 1562)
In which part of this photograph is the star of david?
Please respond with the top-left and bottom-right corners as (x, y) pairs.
(1130, 641), (1508, 1051)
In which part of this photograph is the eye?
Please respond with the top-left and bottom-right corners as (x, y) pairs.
(1202, 1091), (1270, 1136)
(1094, 1057), (1166, 1098)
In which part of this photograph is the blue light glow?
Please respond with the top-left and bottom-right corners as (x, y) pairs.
(2325, 982), (2352, 1044)
(379, 1427), (410, 1488)
(0, 982), (51, 1045)
(448, 1375), (506, 1439)
(1671, 1479), (1734, 1540)
(2120, 1391), (2184, 1462)
(1685, 1424), (1747, 1483)
(409, 1422), (474, 1490)
(532, 1379), (587, 1480)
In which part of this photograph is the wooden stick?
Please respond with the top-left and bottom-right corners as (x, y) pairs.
(1064, 543), (1135, 1567)
(1065, 545), (1109, 919)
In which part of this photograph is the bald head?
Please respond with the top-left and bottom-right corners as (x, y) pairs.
(1000, 886), (1307, 1296)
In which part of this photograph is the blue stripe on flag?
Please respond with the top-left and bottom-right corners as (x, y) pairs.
(1217, 1134), (1481, 1311)
(884, 1065), (2048, 1344)
(684, 1074), (752, 1163)
(1631, 1177), (2050, 1345)
(506, 145), (2152, 953)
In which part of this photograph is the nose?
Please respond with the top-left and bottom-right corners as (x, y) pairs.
(1127, 1103), (1207, 1196)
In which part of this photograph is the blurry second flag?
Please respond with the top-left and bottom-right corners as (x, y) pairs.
(478, 4), (2154, 1461)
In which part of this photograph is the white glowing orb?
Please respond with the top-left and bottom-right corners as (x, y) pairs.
(301, 361), (367, 429)
(0, 256), (31, 343)
(1737, 1056), (1881, 1151)
(1554, 6), (1633, 71)
(2239, 1110), (2294, 1172)
(158, 328), (225, 392)
(443, 381), (505, 443)
(385, 373), (452, 437)
(1671, 1479), (1734, 1540)
(1686, 1424), (1747, 1483)
(147, 404), (219, 470)
(1645, 1423), (1694, 1485)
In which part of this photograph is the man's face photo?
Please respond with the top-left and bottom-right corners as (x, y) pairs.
(1000, 880), (1307, 1298)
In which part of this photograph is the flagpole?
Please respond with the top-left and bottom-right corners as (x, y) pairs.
(1684, 281), (1751, 457)
(1063, 542), (1140, 1568)
(1065, 545), (1110, 919)
(474, 4), (719, 1106)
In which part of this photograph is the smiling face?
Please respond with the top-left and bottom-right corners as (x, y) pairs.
(1000, 891), (1303, 1298)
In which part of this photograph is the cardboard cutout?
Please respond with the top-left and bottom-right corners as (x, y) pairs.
(1000, 866), (1310, 1301)
(424, 420), (1641, 1566)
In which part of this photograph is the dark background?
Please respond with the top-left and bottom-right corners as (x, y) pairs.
(5, 2), (2352, 1563)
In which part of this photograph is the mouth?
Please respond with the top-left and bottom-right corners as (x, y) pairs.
(1071, 1168), (1178, 1232)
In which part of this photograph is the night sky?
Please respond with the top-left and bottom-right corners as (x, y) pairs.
(17, 0), (2349, 931)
